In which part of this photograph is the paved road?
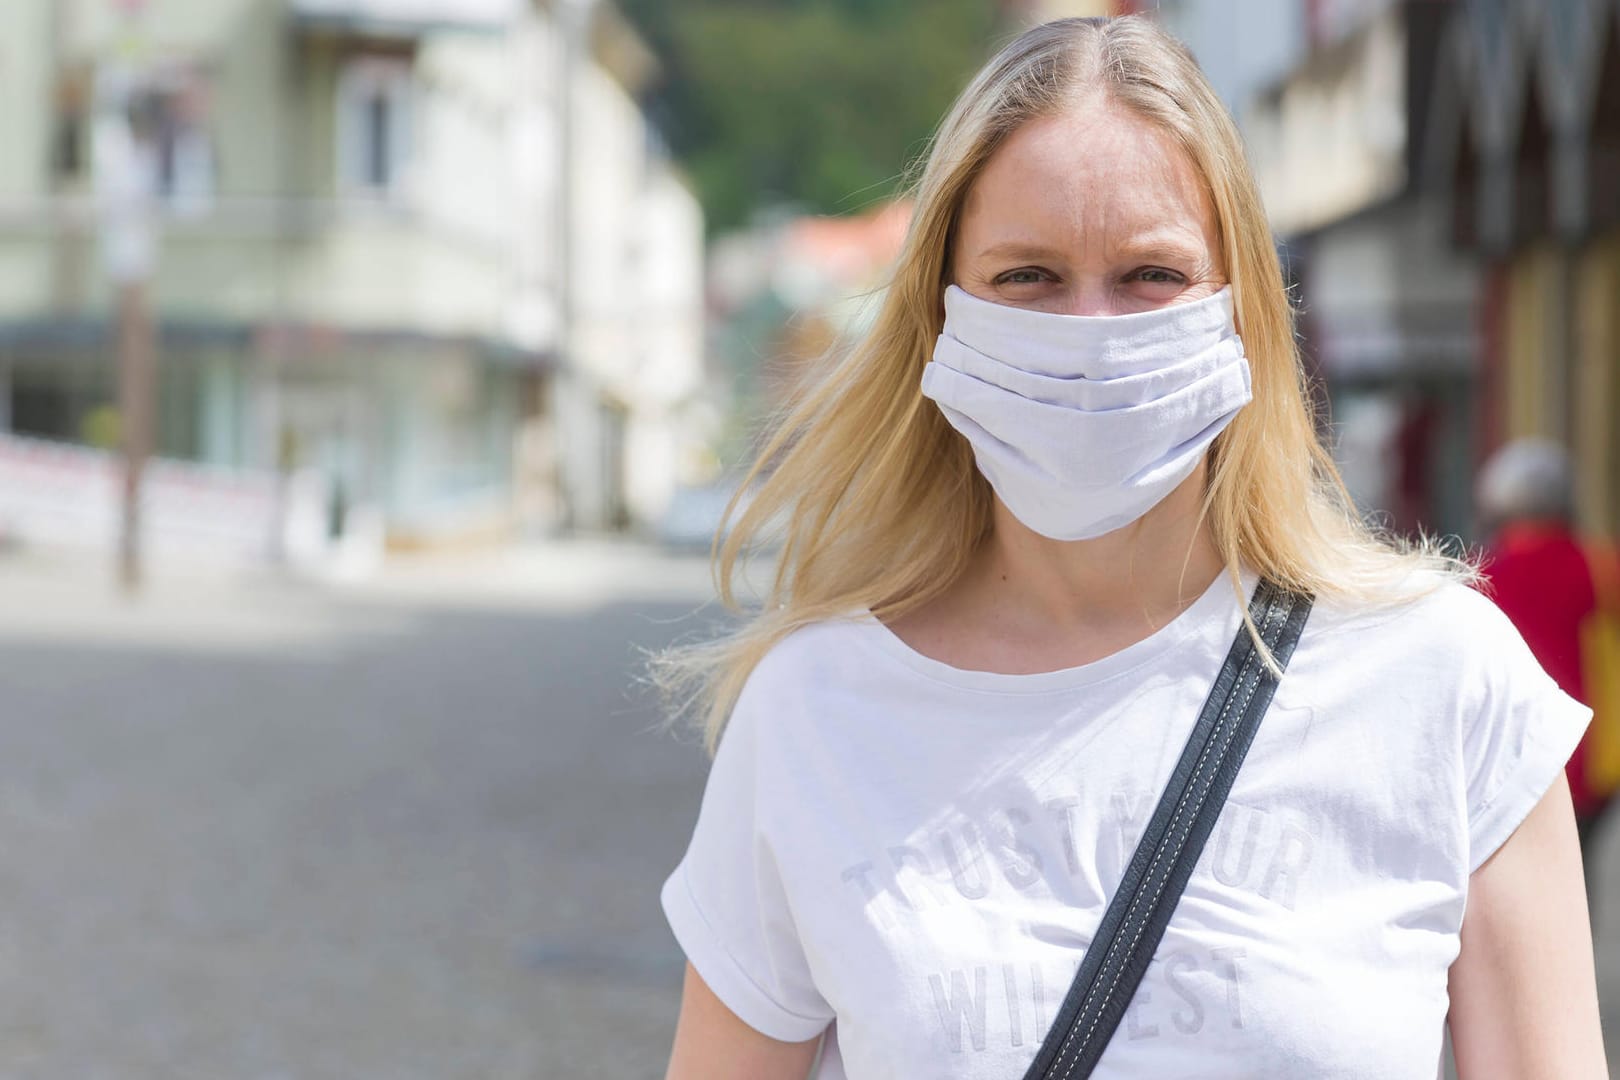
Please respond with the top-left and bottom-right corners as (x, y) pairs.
(0, 543), (1615, 1078)
(0, 544), (722, 1079)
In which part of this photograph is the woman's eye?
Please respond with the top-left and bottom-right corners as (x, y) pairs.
(1133, 267), (1185, 285)
(995, 268), (1050, 286)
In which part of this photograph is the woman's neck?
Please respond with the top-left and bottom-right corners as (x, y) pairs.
(967, 466), (1226, 636)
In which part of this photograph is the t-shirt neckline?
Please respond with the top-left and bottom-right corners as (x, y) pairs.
(857, 567), (1255, 695)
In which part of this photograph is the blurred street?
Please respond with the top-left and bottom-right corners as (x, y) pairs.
(0, 542), (729, 1079)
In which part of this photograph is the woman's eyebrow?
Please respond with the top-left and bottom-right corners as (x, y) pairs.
(970, 235), (1209, 266)
(1114, 240), (1206, 264)
(1107, 227), (1209, 265)
(971, 240), (1066, 262)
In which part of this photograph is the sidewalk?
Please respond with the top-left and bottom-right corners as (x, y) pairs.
(0, 537), (736, 641)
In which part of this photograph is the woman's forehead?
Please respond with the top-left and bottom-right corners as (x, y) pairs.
(959, 102), (1217, 260)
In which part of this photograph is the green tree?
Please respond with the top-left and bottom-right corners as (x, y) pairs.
(619, 0), (1000, 231)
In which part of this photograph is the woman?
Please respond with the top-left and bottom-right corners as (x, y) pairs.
(657, 16), (1605, 1079)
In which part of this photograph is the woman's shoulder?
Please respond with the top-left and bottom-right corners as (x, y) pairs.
(1311, 569), (1502, 635)
(718, 614), (897, 757)
(1304, 570), (1533, 683)
(733, 613), (891, 708)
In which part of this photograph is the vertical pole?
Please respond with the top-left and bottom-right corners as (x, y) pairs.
(98, 1), (157, 593)
(116, 277), (155, 590)
(554, 0), (599, 533)
(0, 354), (11, 435)
(555, 0), (578, 531)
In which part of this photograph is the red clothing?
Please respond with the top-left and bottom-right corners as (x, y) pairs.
(1479, 522), (1603, 816)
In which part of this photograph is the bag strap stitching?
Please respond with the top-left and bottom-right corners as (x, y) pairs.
(1024, 581), (1310, 1079)
(1056, 591), (1284, 1069)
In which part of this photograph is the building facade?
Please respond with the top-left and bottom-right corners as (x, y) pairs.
(0, 0), (705, 559)
(1239, 0), (1483, 539)
(1428, 0), (1620, 537)
(1167, 0), (1618, 544)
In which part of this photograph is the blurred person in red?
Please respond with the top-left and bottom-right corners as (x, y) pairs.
(1477, 438), (1620, 886)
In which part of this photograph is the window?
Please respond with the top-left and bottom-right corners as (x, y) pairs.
(102, 67), (217, 214)
(52, 67), (91, 181)
(148, 75), (216, 213)
(336, 57), (413, 197)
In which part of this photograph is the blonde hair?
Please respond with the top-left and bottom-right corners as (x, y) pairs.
(658, 15), (1468, 752)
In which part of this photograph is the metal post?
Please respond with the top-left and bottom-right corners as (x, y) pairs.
(116, 277), (155, 589)
(554, 0), (598, 533)
(95, 3), (158, 593)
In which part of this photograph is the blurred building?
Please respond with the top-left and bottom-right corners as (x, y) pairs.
(1428, 0), (1620, 538)
(706, 199), (911, 456)
(769, 201), (910, 403)
(0, 0), (704, 560)
(1239, 0), (1481, 539)
(1008, 0), (1620, 548)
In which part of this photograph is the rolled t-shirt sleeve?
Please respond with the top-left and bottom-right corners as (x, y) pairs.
(1459, 587), (1593, 874)
(660, 675), (834, 1043)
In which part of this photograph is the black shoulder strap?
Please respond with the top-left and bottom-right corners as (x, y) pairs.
(1021, 579), (1313, 1080)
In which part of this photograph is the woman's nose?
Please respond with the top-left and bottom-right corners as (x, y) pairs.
(1051, 285), (1124, 318)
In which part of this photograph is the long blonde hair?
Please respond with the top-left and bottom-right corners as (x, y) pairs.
(658, 15), (1467, 752)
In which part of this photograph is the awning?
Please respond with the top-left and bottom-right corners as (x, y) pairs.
(286, 0), (524, 36)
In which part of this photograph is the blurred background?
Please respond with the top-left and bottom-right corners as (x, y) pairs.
(0, 0), (1612, 1075)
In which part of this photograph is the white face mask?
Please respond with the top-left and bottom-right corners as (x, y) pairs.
(920, 285), (1253, 541)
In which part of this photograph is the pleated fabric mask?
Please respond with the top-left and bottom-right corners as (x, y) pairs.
(920, 284), (1253, 541)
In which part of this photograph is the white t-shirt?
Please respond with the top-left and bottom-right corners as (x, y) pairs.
(660, 570), (1590, 1079)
